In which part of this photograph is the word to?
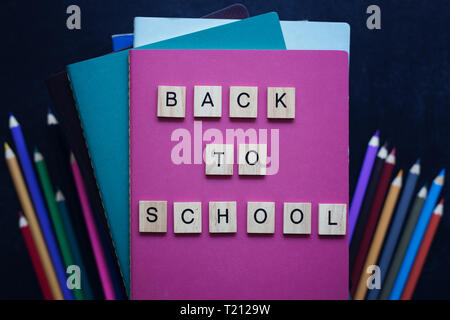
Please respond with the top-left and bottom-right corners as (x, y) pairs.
(157, 86), (295, 119)
(139, 201), (347, 235)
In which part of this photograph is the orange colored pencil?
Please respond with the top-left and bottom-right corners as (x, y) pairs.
(401, 199), (444, 300)
(5, 142), (63, 299)
(354, 170), (403, 299)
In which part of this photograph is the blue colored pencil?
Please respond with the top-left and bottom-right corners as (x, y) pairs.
(389, 169), (445, 299)
(56, 188), (94, 299)
(367, 159), (421, 300)
(9, 114), (74, 300)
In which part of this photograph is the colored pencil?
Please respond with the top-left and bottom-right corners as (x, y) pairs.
(349, 130), (380, 243)
(34, 148), (83, 300)
(376, 179), (425, 300)
(70, 152), (116, 300)
(401, 200), (444, 300)
(9, 114), (74, 300)
(349, 144), (388, 280)
(353, 170), (403, 299)
(19, 213), (53, 300)
(46, 109), (102, 299)
(56, 188), (94, 299)
(389, 169), (445, 299)
(5, 142), (62, 299)
(350, 148), (396, 296)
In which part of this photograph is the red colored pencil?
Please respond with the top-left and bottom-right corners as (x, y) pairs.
(401, 199), (444, 300)
(350, 148), (396, 296)
(19, 212), (53, 300)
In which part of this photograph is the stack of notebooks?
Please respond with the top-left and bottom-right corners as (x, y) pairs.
(9, 5), (359, 299)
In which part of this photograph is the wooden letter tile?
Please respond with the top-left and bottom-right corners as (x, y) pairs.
(157, 85), (186, 118)
(209, 201), (237, 233)
(267, 87), (295, 119)
(283, 202), (311, 234)
(174, 202), (202, 233)
(139, 201), (167, 233)
(247, 202), (275, 234)
(194, 86), (222, 117)
(238, 144), (267, 175)
(318, 204), (347, 235)
(205, 144), (234, 175)
(229, 86), (258, 118)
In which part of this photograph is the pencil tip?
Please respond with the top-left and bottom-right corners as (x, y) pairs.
(70, 152), (75, 163)
(435, 200), (444, 216)
(398, 170), (403, 177)
(47, 109), (58, 125)
(8, 113), (19, 128)
(4, 142), (14, 158)
(434, 169), (445, 185)
(411, 159), (421, 174)
(374, 130), (380, 137)
(33, 149), (43, 162)
(418, 185), (428, 198)
(390, 148), (396, 156)
(19, 214), (28, 227)
(55, 189), (65, 201)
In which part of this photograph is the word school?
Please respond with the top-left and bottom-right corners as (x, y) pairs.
(157, 86), (296, 119)
(139, 201), (347, 235)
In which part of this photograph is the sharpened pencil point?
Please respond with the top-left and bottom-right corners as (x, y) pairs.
(377, 145), (388, 159)
(19, 214), (28, 228)
(386, 148), (396, 164)
(392, 170), (403, 186)
(70, 152), (76, 163)
(418, 185), (428, 198)
(374, 130), (380, 137)
(369, 131), (380, 147)
(435, 200), (444, 216)
(33, 149), (43, 162)
(434, 169), (445, 185)
(47, 109), (58, 125)
(4, 142), (14, 158)
(9, 113), (19, 128)
(411, 159), (421, 175)
(55, 189), (65, 202)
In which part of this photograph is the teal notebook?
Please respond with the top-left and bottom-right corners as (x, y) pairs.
(66, 12), (286, 293)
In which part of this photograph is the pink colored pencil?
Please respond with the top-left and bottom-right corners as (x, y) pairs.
(70, 152), (115, 300)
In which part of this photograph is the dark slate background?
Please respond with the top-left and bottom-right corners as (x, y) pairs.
(0, 0), (448, 299)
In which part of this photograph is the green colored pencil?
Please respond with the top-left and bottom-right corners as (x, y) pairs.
(34, 148), (84, 300)
(56, 188), (94, 299)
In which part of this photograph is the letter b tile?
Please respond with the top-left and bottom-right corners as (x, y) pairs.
(157, 85), (186, 118)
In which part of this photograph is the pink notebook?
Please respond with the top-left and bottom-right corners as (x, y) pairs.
(130, 50), (349, 299)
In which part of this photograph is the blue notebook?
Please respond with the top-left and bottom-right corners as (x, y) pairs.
(66, 12), (286, 293)
(133, 18), (349, 53)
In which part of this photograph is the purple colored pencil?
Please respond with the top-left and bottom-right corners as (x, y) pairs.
(349, 130), (380, 243)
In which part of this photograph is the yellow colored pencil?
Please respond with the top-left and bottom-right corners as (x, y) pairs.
(4, 142), (63, 300)
(354, 170), (403, 299)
